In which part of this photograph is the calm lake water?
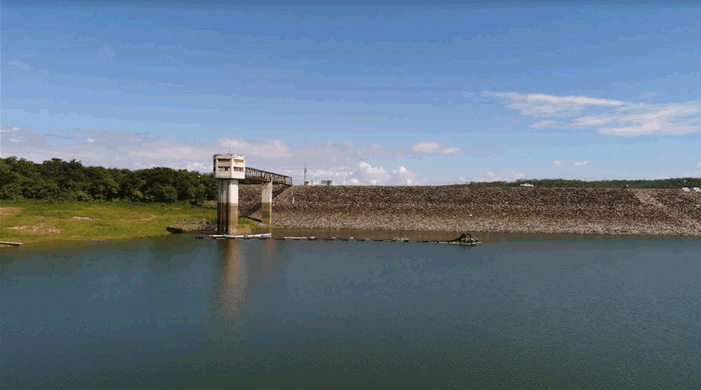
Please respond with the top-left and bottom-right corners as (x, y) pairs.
(2, 232), (701, 389)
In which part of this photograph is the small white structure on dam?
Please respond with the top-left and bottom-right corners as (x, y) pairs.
(303, 165), (313, 185)
(213, 153), (245, 235)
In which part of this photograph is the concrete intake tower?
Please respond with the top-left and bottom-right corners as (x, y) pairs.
(213, 153), (245, 235)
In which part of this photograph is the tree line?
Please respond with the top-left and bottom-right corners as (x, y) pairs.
(462, 178), (701, 189)
(0, 157), (219, 203)
(2, 156), (700, 203)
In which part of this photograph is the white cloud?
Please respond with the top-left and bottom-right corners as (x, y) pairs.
(487, 91), (701, 136)
(1, 127), (453, 185)
(409, 140), (462, 155)
(698, 162), (701, 167)
(389, 165), (418, 185)
(283, 162), (419, 185)
(573, 160), (591, 166)
(462, 92), (475, 97)
(474, 170), (526, 182)
(593, 104), (701, 136)
(185, 161), (212, 172)
(355, 161), (389, 185)
(552, 160), (562, 166)
(303, 167), (355, 184)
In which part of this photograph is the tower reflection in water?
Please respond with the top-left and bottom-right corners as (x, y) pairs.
(215, 240), (248, 344)
(212, 239), (280, 349)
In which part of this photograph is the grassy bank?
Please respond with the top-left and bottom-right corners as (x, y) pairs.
(0, 200), (253, 246)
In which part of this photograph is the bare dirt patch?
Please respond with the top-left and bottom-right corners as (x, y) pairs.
(5, 224), (61, 234)
(140, 215), (157, 221)
(72, 216), (93, 220)
(0, 207), (23, 217)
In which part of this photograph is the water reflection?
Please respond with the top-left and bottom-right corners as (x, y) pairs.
(210, 239), (288, 349)
(210, 240), (248, 349)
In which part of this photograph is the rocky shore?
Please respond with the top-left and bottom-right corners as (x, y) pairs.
(235, 185), (701, 236)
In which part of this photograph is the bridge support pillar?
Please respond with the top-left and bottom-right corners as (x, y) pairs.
(217, 179), (239, 235)
(261, 181), (273, 226)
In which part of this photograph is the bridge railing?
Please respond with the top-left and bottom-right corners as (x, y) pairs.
(245, 167), (293, 185)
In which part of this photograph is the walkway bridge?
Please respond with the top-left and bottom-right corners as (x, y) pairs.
(244, 167), (293, 186)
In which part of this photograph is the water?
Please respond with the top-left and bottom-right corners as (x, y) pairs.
(2, 233), (701, 389)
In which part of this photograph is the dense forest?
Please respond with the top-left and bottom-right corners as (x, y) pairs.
(0, 156), (219, 203)
(2, 157), (700, 203)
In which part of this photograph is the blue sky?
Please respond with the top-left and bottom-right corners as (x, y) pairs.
(2, 1), (700, 184)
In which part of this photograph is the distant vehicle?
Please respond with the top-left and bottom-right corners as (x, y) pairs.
(682, 187), (690, 192)
(694, 188), (701, 192)
(520, 183), (534, 187)
(321, 180), (333, 186)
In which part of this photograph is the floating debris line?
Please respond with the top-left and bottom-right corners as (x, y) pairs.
(196, 232), (482, 246)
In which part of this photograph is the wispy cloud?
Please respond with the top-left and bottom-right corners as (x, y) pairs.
(552, 159), (592, 167)
(408, 140), (462, 155)
(0, 126), (21, 132)
(484, 91), (624, 117)
(6, 60), (41, 84)
(8, 60), (31, 71)
(532, 120), (558, 129)
(484, 91), (701, 136)
(98, 45), (115, 60)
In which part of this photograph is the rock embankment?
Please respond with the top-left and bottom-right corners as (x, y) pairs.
(236, 185), (701, 236)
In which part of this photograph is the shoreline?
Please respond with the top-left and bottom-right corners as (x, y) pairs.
(3, 186), (701, 247)
(5, 225), (700, 252)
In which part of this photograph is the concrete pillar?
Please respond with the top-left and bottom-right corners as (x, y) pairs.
(261, 181), (273, 226)
(217, 179), (239, 235)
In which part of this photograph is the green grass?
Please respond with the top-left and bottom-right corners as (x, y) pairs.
(0, 200), (253, 245)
